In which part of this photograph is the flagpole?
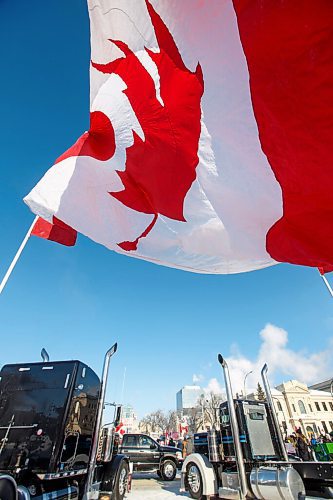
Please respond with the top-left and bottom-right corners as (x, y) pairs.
(319, 271), (333, 298)
(0, 216), (38, 295)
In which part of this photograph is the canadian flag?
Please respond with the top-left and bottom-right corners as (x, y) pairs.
(25, 0), (333, 274)
(115, 422), (126, 436)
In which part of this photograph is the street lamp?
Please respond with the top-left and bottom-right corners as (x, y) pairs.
(243, 370), (253, 400)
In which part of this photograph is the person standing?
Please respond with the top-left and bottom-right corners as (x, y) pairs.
(168, 437), (175, 447)
(295, 429), (311, 461)
(182, 436), (188, 458)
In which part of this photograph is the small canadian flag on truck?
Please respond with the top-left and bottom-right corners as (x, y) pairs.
(116, 422), (126, 436)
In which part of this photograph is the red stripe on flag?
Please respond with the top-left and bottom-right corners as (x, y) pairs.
(233, 0), (333, 270)
(31, 217), (77, 246)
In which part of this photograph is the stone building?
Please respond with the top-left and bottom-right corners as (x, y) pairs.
(176, 385), (202, 414)
(269, 380), (333, 438)
(121, 404), (138, 433)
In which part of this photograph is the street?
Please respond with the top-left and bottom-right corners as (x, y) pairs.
(128, 472), (190, 499)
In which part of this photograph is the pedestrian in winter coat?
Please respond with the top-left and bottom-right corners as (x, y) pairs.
(182, 437), (188, 458)
(296, 429), (311, 461)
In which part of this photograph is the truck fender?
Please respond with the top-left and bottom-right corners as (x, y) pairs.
(159, 453), (177, 466)
(17, 486), (31, 500)
(101, 454), (130, 492)
(180, 453), (217, 496)
(0, 474), (18, 500)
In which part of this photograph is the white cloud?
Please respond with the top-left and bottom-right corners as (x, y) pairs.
(204, 377), (224, 395)
(192, 373), (203, 384)
(223, 323), (333, 396)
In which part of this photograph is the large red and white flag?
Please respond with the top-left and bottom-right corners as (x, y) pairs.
(24, 0), (333, 274)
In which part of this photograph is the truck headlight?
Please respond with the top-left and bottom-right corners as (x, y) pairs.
(176, 451), (182, 460)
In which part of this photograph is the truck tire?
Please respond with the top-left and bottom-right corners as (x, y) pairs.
(185, 462), (206, 500)
(160, 459), (177, 481)
(111, 461), (129, 500)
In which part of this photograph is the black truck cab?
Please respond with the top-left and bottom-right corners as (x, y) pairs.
(0, 344), (130, 500)
(0, 360), (99, 482)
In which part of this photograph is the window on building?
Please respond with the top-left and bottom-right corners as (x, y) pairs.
(292, 404), (296, 412)
(282, 421), (287, 433)
(329, 422), (333, 431)
(330, 402), (333, 411)
(277, 401), (283, 412)
(306, 425), (314, 436)
(322, 402), (328, 411)
(308, 404), (312, 412)
(315, 402), (320, 411)
(322, 421), (328, 433)
(298, 400), (306, 414)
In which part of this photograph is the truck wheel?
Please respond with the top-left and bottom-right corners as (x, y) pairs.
(111, 461), (129, 500)
(160, 459), (177, 481)
(185, 462), (206, 500)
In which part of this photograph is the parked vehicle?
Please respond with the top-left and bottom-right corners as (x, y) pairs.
(0, 343), (131, 499)
(180, 355), (333, 499)
(119, 433), (182, 480)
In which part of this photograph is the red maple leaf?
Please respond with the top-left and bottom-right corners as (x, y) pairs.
(92, 0), (204, 250)
(58, 0), (204, 251)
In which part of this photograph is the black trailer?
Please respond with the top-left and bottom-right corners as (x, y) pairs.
(0, 344), (130, 499)
(181, 355), (333, 499)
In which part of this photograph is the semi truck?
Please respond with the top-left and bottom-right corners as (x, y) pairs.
(0, 343), (131, 500)
(181, 354), (333, 499)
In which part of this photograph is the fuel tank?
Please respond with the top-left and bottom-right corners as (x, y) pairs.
(250, 466), (305, 500)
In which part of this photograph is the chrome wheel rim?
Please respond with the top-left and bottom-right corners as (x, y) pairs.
(187, 464), (201, 494)
(163, 462), (175, 478)
(118, 467), (128, 495)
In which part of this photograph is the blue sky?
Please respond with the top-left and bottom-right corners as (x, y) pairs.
(1, 0), (332, 420)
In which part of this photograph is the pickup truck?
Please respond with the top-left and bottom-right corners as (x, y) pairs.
(119, 433), (183, 481)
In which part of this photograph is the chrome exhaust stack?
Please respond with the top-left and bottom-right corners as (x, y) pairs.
(40, 348), (49, 363)
(84, 343), (118, 498)
(261, 363), (288, 461)
(218, 354), (248, 499)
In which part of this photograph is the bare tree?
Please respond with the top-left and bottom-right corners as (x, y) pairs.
(197, 392), (224, 430)
(139, 410), (168, 434)
(186, 407), (202, 433)
(166, 410), (179, 433)
(139, 416), (151, 433)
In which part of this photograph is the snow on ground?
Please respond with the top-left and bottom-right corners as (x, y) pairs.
(127, 472), (190, 499)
